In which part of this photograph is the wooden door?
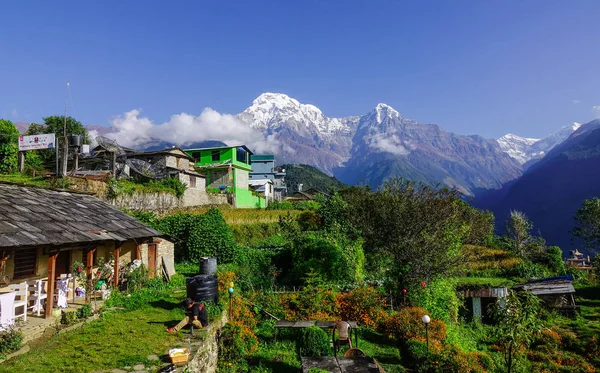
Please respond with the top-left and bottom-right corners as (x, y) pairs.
(55, 251), (70, 278)
(148, 244), (157, 279)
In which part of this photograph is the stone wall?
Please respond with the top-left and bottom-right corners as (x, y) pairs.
(187, 310), (228, 373)
(111, 190), (228, 211)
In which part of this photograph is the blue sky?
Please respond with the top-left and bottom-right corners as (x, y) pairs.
(1, 0), (599, 138)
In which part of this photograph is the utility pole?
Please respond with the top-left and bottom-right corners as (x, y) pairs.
(60, 81), (70, 177)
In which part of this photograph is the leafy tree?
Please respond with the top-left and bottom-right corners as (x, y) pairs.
(25, 116), (89, 165)
(571, 197), (600, 254)
(505, 210), (533, 257)
(493, 290), (542, 373)
(545, 246), (565, 275)
(344, 179), (468, 288)
(0, 119), (20, 173)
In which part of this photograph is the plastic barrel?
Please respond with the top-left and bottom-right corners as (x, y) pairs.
(186, 275), (219, 303)
(199, 257), (218, 276)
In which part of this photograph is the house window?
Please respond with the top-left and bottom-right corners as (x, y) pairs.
(236, 147), (248, 164)
(13, 248), (36, 279)
(192, 152), (200, 162)
(190, 176), (196, 188)
(212, 150), (220, 162)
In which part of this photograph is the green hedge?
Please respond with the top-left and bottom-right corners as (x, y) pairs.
(299, 326), (331, 357)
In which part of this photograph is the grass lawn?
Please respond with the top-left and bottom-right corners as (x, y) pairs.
(0, 174), (52, 188)
(239, 323), (406, 373)
(0, 286), (191, 373)
(358, 330), (405, 373)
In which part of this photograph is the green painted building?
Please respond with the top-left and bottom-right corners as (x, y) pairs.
(185, 145), (266, 208)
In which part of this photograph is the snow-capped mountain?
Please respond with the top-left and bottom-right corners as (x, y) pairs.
(238, 92), (355, 136)
(236, 92), (524, 193)
(497, 122), (582, 165)
(497, 134), (540, 164)
(237, 93), (359, 174)
(338, 103), (522, 194)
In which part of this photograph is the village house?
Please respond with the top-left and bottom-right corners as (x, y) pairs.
(249, 154), (287, 200)
(185, 145), (266, 208)
(0, 183), (173, 321)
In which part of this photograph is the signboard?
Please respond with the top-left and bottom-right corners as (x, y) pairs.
(18, 133), (56, 151)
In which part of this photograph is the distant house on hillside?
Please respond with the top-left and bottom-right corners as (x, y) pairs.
(249, 155), (286, 200)
(565, 249), (592, 269)
(284, 188), (328, 202)
(185, 145), (266, 208)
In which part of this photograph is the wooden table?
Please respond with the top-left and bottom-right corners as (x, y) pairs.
(274, 320), (359, 347)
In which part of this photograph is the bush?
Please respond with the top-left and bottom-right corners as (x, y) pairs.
(159, 209), (237, 263)
(299, 326), (331, 357)
(61, 310), (78, 325)
(377, 307), (447, 343)
(409, 278), (459, 323)
(336, 286), (386, 328)
(76, 304), (93, 319)
(0, 327), (23, 355)
(219, 323), (258, 359)
(546, 246), (566, 275)
(125, 264), (149, 292)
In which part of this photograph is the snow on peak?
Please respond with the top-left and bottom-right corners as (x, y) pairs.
(374, 103), (401, 123)
(239, 92), (347, 135)
(498, 123), (583, 165)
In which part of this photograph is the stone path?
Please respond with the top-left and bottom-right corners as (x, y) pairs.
(90, 354), (189, 373)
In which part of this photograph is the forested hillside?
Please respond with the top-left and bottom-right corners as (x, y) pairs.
(280, 163), (345, 194)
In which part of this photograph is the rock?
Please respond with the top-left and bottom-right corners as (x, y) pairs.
(133, 364), (146, 371)
(111, 369), (128, 373)
(147, 354), (160, 361)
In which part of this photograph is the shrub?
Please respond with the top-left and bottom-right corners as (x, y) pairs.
(546, 246), (566, 275)
(409, 278), (459, 323)
(0, 327), (23, 355)
(377, 307), (447, 343)
(219, 322), (258, 359)
(159, 209), (237, 263)
(61, 310), (77, 325)
(299, 326), (331, 357)
(125, 264), (150, 292)
(76, 304), (93, 319)
(336, 286), (386, 328)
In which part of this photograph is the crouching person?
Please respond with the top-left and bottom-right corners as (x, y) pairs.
(167, 298), (208, 333)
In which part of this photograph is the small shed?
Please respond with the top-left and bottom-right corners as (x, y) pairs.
(457, 287), (508, 323)
(513, 275), (577, 315)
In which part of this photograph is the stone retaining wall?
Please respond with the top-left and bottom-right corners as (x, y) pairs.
(186, 310), (228, 373)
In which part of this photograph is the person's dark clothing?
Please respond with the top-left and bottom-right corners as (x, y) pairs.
(191, 303), (208, 327)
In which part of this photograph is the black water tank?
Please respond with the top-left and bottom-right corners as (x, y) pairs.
(186, 275), (218, 303)
(199, 257), (217, 276)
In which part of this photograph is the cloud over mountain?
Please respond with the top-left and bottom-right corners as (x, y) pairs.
(96, 108), (280, 154)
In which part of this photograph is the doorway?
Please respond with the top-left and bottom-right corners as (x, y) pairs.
(148, 244), (157, 279)
(55, 251), (71, 278)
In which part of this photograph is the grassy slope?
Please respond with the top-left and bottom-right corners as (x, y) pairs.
(0, 287), (188, 373)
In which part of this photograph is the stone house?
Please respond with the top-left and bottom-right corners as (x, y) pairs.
(0, 183), (174, 319)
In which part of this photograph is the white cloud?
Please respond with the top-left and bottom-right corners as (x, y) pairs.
(100, 108), (280, 154)
(10, 109), (18, 118)
(593, 105), (600, 118)
(572, 99), (581, 105)
(369, 133), (410, 156)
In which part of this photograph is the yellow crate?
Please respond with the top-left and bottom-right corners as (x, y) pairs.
(169, 348), (190, 364)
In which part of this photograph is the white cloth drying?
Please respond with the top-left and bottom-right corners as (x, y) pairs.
(57, 280), (69, 308)
(0, 291), (16, 330)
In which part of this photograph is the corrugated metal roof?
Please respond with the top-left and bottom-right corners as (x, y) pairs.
(0, 183), (162, 249)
